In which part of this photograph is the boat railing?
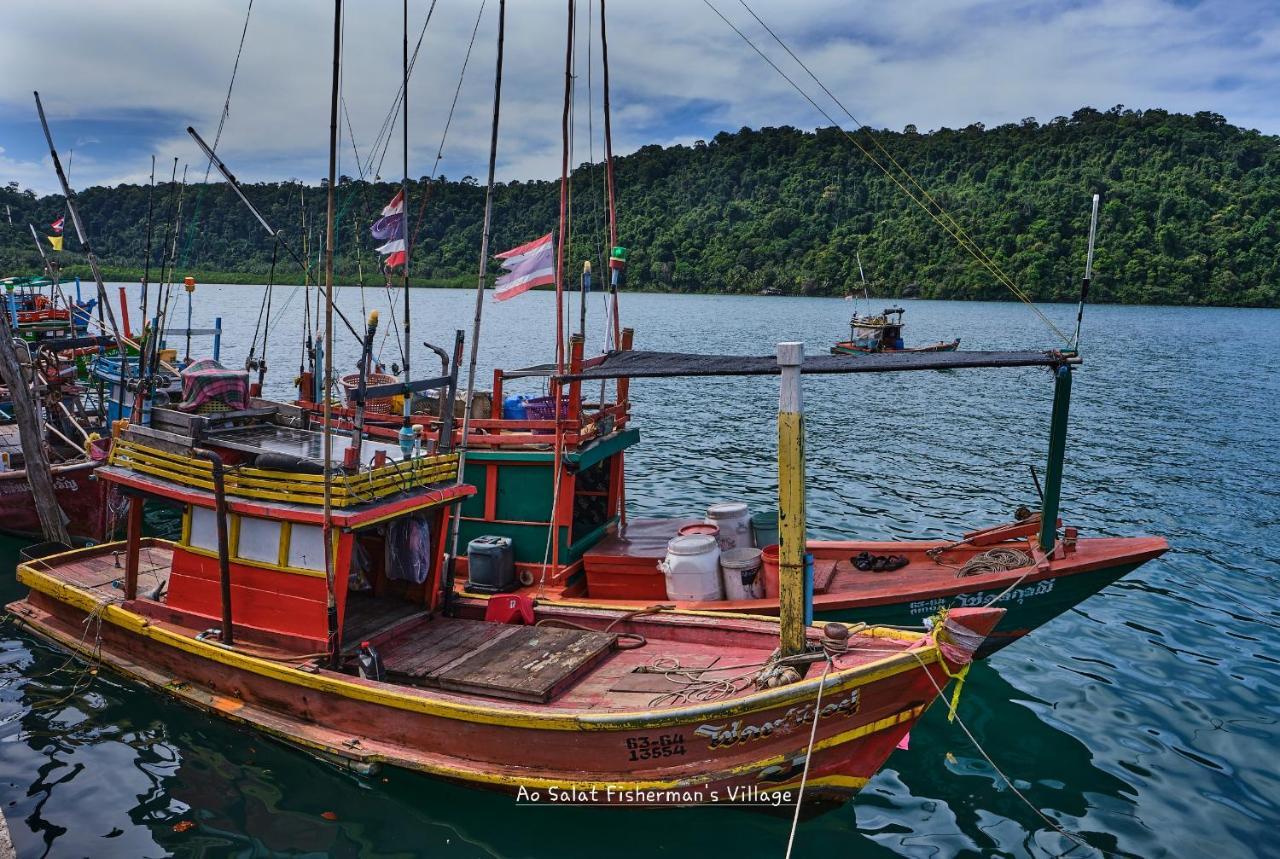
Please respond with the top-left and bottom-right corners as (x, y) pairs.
(481, 328), (633, 448)
(107, 434), (461, 507)
(321, 328), (633, 450)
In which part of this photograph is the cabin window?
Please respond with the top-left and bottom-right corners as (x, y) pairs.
(187, 506), (230, 552)
(288, 524), (327, 571)
(237, 516), (282, 565)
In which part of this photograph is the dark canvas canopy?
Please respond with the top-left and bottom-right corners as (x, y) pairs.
(513, 349), (1075, 382)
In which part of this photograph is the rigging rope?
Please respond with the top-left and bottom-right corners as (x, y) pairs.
(703, 0), (1071, 345)
(202, 0), (255, 184)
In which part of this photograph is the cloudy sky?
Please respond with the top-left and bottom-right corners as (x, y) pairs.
(2, 0), (1277, 195)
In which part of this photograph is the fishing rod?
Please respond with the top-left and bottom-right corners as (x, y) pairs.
(1072, 193), (1100, 351)
(139, 156), (157, 346)
(186, 125), (360, 341)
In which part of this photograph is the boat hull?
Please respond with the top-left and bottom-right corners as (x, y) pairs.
(831, 339), (961, 356)
(532, 534), (1168, 659)
(6, 576), (993, 808)
(0, 460), (114, 543)
(817, 558), (1146, 657)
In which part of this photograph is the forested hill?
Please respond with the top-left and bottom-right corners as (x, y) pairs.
(3, 105), (1278, 306)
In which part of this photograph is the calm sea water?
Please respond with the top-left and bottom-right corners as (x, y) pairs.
(2, 285), (1278, 858)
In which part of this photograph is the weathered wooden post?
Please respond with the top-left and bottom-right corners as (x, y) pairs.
(777, 341), (807, 657)
(1039, 364), (1073, 551)
(0, 316), (71, 545)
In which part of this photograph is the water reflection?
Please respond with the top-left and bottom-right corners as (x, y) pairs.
(1, 290), (1278, 857)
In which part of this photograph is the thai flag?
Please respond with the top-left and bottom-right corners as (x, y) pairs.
(494, 233), (555, 302)
(371, 191), (406, 269)
(51, 216), (64, 235)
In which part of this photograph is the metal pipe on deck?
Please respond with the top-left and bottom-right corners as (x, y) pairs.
(776, 341), (808, 657)
(195, 449), (234, 646)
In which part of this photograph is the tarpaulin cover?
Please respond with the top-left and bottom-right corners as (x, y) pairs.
(387, 516), (432, 584)
(177, 358), (249, 412)
(527, 349), (1072, 381)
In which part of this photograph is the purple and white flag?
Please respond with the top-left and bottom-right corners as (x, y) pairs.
(493, 233), (555, 301)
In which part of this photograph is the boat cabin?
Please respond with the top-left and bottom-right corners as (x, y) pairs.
(105, 401), (471, 654)
(296, 331), (638, 593)
(844, 307), (906, 353)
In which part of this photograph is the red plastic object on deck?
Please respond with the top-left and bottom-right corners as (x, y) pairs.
(484, 593), (535, 625)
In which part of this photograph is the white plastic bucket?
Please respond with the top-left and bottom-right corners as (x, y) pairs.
(659, 534), (723, 601)
(720, 547), (764, 600)
(705, 501), (751, 551)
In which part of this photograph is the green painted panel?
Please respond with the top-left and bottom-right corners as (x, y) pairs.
(496, 462), (554, 523)
(459, 461), (487, 518)
(566, 427), (641, 470)
(458, 519), (552, 564)
(456, 520), (586, 565)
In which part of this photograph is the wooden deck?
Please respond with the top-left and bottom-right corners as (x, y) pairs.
(20, 541), (882, 714)
(379, 619), (616, 704)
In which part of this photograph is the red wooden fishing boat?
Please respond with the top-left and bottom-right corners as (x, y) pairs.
(6, 395), (1003, 807)
(310, 338), (1163, 658)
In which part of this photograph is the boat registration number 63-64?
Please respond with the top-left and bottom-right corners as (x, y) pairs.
(625, 733), (687, 761)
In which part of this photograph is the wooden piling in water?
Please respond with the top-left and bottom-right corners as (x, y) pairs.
(777, 341), (807, 657)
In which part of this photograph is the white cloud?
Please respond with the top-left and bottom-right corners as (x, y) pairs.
(1, 0), (1276, 196)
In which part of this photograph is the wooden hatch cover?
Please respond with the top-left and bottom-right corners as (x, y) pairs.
(381, 619), (616, 704)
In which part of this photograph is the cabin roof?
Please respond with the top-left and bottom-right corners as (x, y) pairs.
(537, 348), (1076, 381)
(100, 463), (474, 527)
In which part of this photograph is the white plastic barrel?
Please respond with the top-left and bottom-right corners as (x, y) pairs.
(720, 547), (764, 600)
(705, 502), (751, 551)
(659, 534), (723, 601)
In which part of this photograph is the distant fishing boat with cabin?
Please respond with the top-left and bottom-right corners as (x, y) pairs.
(831, 305), (960, 355)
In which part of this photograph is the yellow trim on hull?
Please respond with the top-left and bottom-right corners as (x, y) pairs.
(16, 560), (942, 732)
(5, 607), (905, 796)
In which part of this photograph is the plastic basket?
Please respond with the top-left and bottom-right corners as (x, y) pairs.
(342, 372), (397, 414)
(523, 395), (570, 421)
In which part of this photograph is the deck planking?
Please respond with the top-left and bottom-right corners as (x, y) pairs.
(380, 618), (617, 703)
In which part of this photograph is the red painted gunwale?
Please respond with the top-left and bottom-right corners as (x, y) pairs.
(473, 521), (1168, 618)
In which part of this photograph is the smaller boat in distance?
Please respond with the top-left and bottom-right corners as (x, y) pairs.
(831, 306), (960, 355)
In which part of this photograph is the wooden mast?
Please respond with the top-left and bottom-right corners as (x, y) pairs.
(598, 0), (622, 349)
(399, 0), (413, 452)
(547, 0), (576, 584)
(446, 0), (506, 607)
(322, 0), (343, 667)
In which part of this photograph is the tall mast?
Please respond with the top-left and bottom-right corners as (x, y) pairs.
(555, 0), (575, 375)
(322, 0), (342, 668)
(447, 0), (506, 608)
(599, 0), (621, 348)
(400, 0), (413, 442)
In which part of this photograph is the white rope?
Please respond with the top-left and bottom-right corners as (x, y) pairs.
(908, 650), (1104, 857)
(783, 656), (831, 859)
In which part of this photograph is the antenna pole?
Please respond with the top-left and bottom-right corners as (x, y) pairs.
(1073, 193), (1100, 351)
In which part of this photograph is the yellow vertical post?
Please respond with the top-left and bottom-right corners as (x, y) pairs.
(777, 341), (807, 657)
